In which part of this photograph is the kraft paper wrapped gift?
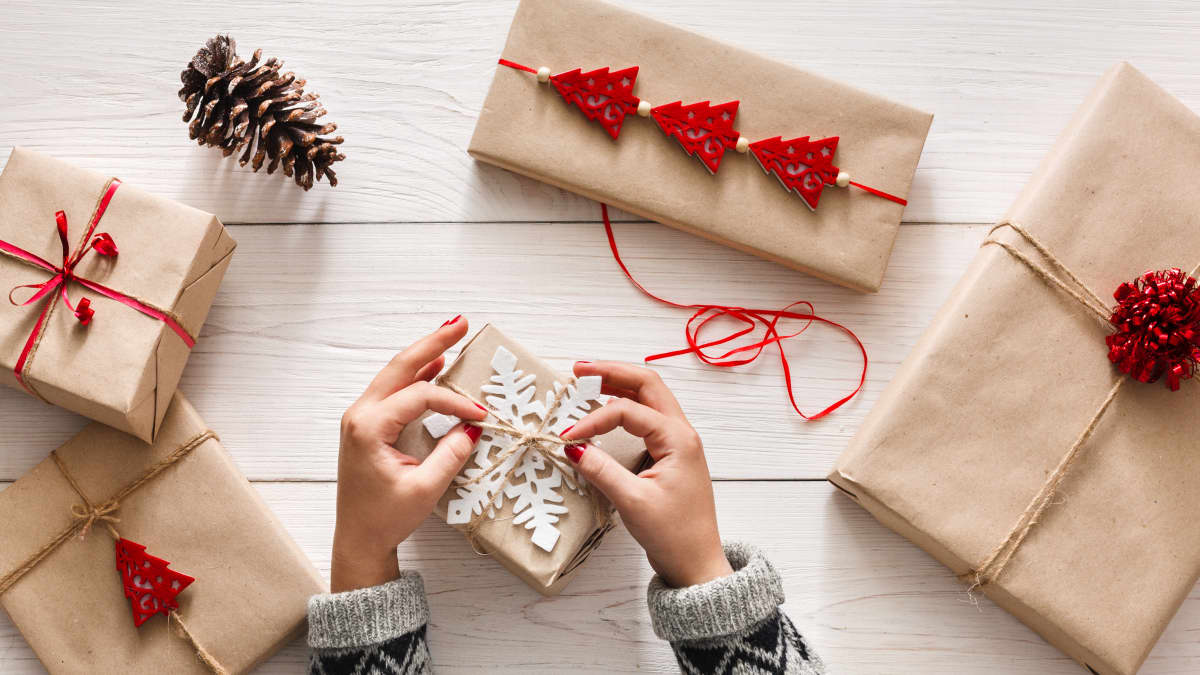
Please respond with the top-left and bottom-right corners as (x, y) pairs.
(0, 394), (325, 674)
(0, 148), (236, 442)
(395, 324), (648, 595)
(829, 63), (1200, 675)
(469, 0), (932, 293)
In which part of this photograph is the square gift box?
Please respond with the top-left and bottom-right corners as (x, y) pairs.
(0, 148), (236, 442)
(469, 0), (932, 292)
(395, 324), (648, 595)
(0, 394), (325, 674)
(829, 63), (1200, 675)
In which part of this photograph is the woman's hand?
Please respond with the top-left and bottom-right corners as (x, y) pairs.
(330, 316), (488, 592)
(561, 362), (733, 588)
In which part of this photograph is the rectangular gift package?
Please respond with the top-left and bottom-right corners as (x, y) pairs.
(469, 0), (932, 293)
(395, 324), (648, 595)
(0, 148), (236, 442)
(829, 63), (1200, 675)
(0, 393), (325, 674)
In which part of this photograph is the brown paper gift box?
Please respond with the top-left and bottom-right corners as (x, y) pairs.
(829, 63), (1200, 675)
(0, 148), (236, 442)
(0, 393), (325, 674)
(395, 324), (648, 595)
(468, 0), (932, 293)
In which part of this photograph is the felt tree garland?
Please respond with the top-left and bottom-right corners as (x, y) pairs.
(115, 538), (196, 627)
(498, 58), (907, 211)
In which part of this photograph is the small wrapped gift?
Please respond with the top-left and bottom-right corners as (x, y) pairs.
(395, 324), (648, 595)
(0, 394), (325, 674)
(0, 148), (236, 442)
(829, 63), (1200, 675)
(469, 0), (932, 292)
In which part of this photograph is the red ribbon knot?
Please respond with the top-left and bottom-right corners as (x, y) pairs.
(0, 178), (197, 398)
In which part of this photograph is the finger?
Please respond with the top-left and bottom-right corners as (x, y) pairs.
(565, 442), (643, 511)
(599, 384), (638, 400)
(362, 317), (469, 402)
(573, 361), (685, 419)
(562, 398), (673, 451)
(414, 355), (445, 383)
(377, 381), (487, 431)
(413, 423), (481, 494)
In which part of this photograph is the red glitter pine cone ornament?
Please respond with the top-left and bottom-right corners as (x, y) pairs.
(1106, 268), (1200, 391)
(178, 35), (345, 190)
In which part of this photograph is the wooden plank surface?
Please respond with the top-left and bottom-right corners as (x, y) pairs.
(4, 1), (1200, 674)
(2, 0), (1200, 225)
(2, 482), (1198, 674)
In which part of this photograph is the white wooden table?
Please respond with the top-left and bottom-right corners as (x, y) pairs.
(2, 1), (1199, 672)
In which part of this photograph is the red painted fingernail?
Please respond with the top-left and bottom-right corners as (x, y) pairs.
(575, 360), (592, 366)
(440, 314), (462, 327)
(464, 425), (482, 443)
(560, 424), (575, 438)
(475, 403), (488, 413)
(564, 443), (585, 463)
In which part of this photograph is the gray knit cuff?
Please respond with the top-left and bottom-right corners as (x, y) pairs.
(307, 571), (431, 649)
(647, 541), (785, 642)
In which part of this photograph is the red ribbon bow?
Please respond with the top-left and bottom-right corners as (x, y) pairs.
(0, 179), (196, 397)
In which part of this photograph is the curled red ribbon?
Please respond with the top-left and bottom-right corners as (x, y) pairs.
(1, 179), (196, 397)
(601, 204), (867, 420)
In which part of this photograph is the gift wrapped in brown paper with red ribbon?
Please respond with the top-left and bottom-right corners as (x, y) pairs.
(829, 63), (1200, 675)
(0, 393), (325, 674)
(395, 324), (649, 595)
(0, 148), (236, 442)
(469, 0), (932, 292)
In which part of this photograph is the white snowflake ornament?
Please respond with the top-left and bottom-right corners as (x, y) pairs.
(423, 346), (604, 553)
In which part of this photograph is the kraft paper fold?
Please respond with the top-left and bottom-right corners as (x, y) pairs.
(0, 148), (236, 442)
(395, 324), (648, 595)
(0, 393), (325, 674)
(469, 0), (932, 292)
(830, 63), (1200, 675)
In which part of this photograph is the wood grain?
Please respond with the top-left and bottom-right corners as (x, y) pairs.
(2, 481), (1197, 674)
(0, 221), (981, 482)
(2, 1), (1200, 225)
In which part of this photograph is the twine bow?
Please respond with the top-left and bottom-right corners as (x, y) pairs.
(0, 431), (226, 673)
(964, 221), (1200, 590)
(0, 178), (197, 400)
(441, 380), (611, 547)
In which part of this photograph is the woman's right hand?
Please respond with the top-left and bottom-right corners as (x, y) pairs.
(560, 362), (733, 588)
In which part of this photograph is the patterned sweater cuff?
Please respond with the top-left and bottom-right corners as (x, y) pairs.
(647, 541), (785, 642)
(307, 571), (431, 649)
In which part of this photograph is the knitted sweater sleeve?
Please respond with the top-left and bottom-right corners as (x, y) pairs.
(307, 570), (433, 675)
(647, 542), (826, 675)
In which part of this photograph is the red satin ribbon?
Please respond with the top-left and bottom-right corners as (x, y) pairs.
(601, 204), (867, 420)
(2, 179), (196, 396)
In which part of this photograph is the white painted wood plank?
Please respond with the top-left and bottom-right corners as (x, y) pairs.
(0, 221), (981, 482)
(3, 1), (1200, 225)
(2, 481), (1197, 674)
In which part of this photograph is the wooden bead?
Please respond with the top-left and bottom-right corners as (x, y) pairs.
(735, 136), (750, 153)
(836, 171), (851, 188)
(536, 66), (551, 83)
(637, 100), (652, 117)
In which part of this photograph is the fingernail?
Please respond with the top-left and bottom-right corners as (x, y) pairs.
(464, 425), (482, 443)
(575, 360), (592, 366)
(440, 314), (462, 327)
(560, 424), (575, 438)
(475, 402), (488, 413)
(564, 443), (585, 463)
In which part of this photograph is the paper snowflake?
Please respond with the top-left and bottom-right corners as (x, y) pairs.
(424, 346), (603, 552)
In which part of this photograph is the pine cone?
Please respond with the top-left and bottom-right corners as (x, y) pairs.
(179, 35), (345, 190)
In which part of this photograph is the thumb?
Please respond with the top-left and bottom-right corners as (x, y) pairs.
(566, 442), (641, 511)
(414, 424), (482, 493)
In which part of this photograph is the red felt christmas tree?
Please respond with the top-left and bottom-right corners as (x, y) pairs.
(115, 538), (196, 627)
(651, 100), (740, 174)
(550, 66), (640, 139)
(749, 136), (840, 210)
